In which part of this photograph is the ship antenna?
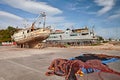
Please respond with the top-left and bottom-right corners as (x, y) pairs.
(92, 25), (95, 37)
(41, 12), (46, 28)
(71, 25), (74, 30)
(30, 12), (46, 29)
(23, 19), (28, 28)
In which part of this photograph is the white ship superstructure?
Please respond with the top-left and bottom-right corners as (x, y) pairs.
(46, 27), (98, 45)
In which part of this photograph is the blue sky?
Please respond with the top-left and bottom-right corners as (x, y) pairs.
(0, 0), (120, 39)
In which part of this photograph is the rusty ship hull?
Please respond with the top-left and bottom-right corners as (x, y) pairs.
(12, 28), (51, 48)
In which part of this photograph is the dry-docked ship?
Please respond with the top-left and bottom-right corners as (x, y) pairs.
(46, 27), (98, 46)
(12, 12), (51, 48)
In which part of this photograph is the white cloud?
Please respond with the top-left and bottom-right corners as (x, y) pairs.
(87, 12), (97, 15)
(94, 0), (115, 15)
(108, 14), (120, 19)
(0, 0), (64, 29)
(0, 11), (24, 29)
(67, 2), (78, 11)
(1, 0), (62, 16)
(95, 27), (120, 39)
(108, 10), (120, 20)
(0, 11), (67, 29)
(47, 16), (65, 23)
(0, 0), (76, 30)
(67, 2), (90, 11)
(0, 11), (23, 20)
(53, 22), (76, 30)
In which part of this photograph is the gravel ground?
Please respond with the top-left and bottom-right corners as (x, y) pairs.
(0, 46), (120, 80)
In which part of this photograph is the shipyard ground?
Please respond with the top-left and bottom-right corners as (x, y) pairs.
(0, 46), (120, 80)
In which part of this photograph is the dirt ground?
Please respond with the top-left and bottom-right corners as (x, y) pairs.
(0, 46), (120, 80)
(69, 43), (120, 51)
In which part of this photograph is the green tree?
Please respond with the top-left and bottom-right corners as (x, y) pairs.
(109, 38), (112, 41)
(98, 36), (104, 41)
(0, 26), (18, 42)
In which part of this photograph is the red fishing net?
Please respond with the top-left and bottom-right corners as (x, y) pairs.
(45, 54), (120, 80)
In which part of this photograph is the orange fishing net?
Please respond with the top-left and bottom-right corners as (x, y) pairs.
(45, 57), (120, 80)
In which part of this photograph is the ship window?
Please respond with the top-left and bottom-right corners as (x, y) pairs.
(54, 36), (58, 38)
(70, 34), (77, 36)
(31, 29), (33, 31)
(60, 35), (62, 38)
(27, 30), (29, 33)
(66, 32), (68, 34)
(49, 36), (58, 38)
(81, 33), (88, 35)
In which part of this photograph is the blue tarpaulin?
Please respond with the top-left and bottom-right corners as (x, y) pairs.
(69, 54), (120, 74)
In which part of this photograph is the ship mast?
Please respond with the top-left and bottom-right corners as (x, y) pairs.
(30, 12), (46, 29)
(41, 12), (46, 28)
(92, 25), (95, 37)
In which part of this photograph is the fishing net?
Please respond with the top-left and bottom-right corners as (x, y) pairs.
(45, 54), (120, 80)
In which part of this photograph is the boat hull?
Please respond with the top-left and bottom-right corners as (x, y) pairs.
(12, 28), (50, 48)
(16, 33), (50, 44)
